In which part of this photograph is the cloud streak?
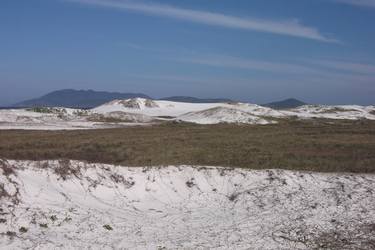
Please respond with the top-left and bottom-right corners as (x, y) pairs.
(309, 59), (375, 75)
(179, 55), (322, 75)
(178, 55), (375, 85)
(65, 0), (336, 42)
(334, 0), (375, 8)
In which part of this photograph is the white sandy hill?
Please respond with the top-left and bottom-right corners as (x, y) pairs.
(0, 108), (150, 130)
(0, 108), (79, 123)
(1, 160), (374, 249)
(93, 98), (224, 117)
(93, 98), (284, 124)
(0, 108), (98, 130)
(178, 106), (273, 124)
(89, 111), (155, 123)
(1, 100), (374, 130)
(283, 105), (375, 120)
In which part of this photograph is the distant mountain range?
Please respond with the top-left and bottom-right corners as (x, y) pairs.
(14, 89), (151, 108)
(262, 98), (306, 109)
(13, 89), (307, 109)
(14, 89), (234, 108)
(160, 96), (232, 103)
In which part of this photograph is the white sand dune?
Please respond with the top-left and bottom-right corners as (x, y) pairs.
(1, 160), (374, 249)
(0, 99), (374, 130)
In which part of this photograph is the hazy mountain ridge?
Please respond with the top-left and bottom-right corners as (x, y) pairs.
(160, 96), (232, 103)
(14, 89), (151, 108)
(14, 90), (234, 108)
(263, 98), (306, 109)
(14, 90), (369, 110)
(1, 97), (375, 130)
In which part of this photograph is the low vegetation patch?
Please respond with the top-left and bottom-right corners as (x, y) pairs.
(103, 224), (113, 231)
(26, 107), (54, 113)
(110, 173), (135, 188)
(63, 217), (72, 222)
(73, 110), (89, 116)
(54, 159), (81, 180)
(6, 231), (16, 237)
(0, 160), (15, 176)
(186, 179), (195, 188)
(27, 107), (67, 114)
(0, 184), (10, 199)
(0, 120), (374, 173)
(319, 107), (358, 113)
(26, 107), (68, 119)
(39, 223), (48, 228)
(120, 99), (141, 109)
(87, 114), (130, 123)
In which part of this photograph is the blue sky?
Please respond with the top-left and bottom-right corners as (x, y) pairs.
(1, 0), (375, 105)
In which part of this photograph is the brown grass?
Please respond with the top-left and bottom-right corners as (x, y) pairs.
(0, 119), (374, 173)
(319, 107), (358, 113)
(87, 114), (132, 123)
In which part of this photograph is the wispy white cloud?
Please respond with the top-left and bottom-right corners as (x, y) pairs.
(116, 41), (375, 80)
(121, 42), (195, 54)
(334, 0), (375, 8)
(122, 42), (147, 50)
(124, 73), (213, 85)
(178, 55), (375, 85)
(178, 55), (322, 75)
(65, 0), (336, 42)
(309, 59), (375, 75)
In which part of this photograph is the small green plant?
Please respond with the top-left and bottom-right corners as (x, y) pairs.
(228, 193), (239, 202)
(27, 107), (67, 117)
(50, 215), (57, 221)
(87, 114), (130, 123)
(19, 227), (28, 233)
(6, 231), (16, 237)
(319, 107), (357, 114)
(73, 110), (89, 116)
(63, 217), (72, 222)
(27, 107), (53, 113)
(103, 224), (113, 231)
(186, 179), (195, 188)
(39, 223), (48, 228)
(0, 218), (6, 223)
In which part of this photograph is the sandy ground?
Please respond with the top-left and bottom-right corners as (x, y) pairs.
(1, 160), (374, 249)
(1, 100), (374, 130)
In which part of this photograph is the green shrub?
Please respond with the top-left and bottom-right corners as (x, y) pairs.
(39, 223), (48, 228)
(103, 224), (113, 230)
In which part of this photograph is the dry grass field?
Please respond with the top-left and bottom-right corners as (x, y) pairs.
(0, 119), (374, 173)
